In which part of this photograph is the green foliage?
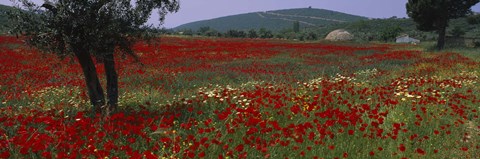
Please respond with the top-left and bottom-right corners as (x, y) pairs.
(174, 8), (367, 32)
(293, 21), (300, 33)
(295, 31), (318, 41)
(449, 17), (480, 37)
(406, 0), (478, 31)
(304, 31), (318, 41)
(313, 18), (420, 42)
(198, 26), (211, 35)
(0, 4), (18, 34)
(259, 28), (274, 39)
(197, 26), (220, 37)
(225, 29), (247, 38)
(474, 41), (480, 47)
(167, 5), (480, 44)
(450, 26), (466, 37)
(310, 16), (480, 42)
(467, 14), (480, 24)
(274, 28), (295, 39)
(8, 0), (180, 59)
(380, 26), (403, 42)
(248, 29), (258, 38)
(406, 0), (479, 49)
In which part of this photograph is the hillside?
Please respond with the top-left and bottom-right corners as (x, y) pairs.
(174, 8), (368, 32)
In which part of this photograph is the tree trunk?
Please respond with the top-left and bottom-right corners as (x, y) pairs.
(103, 53), (118, 111)
(437, 25), (447, 50)
(74, 48), (105, 112)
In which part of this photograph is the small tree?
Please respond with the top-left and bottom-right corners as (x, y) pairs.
(259, 28), (273, 39)
(197, 26), (219, 37)
(181, 29), (195, 36)
(237, 30), (247, 38)
(228, 30), (238, 38)
(248, 29), (258, 38)
(198, 26), (211, 36)
(9, 0), (179, 112)
(380, 26), (403, 42)
(293, 21), (300, 33)
(406, 0), (479, 50)
(304, 32), (318, 41)
(205, 29), (220, 37)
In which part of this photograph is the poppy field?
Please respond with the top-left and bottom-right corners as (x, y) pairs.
(0, 36), (479, 158)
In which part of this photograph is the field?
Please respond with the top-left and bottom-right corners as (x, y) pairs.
(0, 36), (479, 158)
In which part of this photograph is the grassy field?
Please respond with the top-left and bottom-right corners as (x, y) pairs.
(0, 36), (479, 158)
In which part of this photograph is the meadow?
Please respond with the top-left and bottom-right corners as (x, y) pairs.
(0, 36), (479, 158)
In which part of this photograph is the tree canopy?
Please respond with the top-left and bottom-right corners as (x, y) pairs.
(10, 0), (179, 58)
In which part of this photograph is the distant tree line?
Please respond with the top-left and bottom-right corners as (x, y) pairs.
(153, 15), (480, 47)
(174, 27), (277, 39)
(173, 23), (319, 41)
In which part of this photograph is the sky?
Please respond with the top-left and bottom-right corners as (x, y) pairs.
(2, 0), (480, 28)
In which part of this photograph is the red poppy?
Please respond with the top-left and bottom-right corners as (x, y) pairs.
(235, 144), (244, 152)
(399, 144), (406, 152)
(198, 151), (206, 158)
(416, 148), (426, 155)
(328, 145), (335, 150)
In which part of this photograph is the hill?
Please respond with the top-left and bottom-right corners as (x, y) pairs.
(173, 8), (368, 32)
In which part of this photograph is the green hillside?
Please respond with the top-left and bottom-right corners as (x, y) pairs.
(174, 8), (368, 32)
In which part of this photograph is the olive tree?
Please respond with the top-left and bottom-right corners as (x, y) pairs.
(8, 0), (179, 112)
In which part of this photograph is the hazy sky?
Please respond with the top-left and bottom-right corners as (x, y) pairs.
(2, 0), (480, 28)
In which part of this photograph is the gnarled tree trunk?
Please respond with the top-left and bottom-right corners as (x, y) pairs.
(74, 48), (105, 112)
(103, 53), (118, 111)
